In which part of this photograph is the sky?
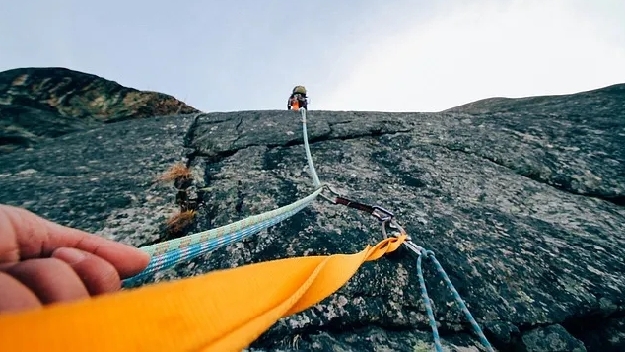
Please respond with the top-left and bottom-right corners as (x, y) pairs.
(1, 0), (624, 113)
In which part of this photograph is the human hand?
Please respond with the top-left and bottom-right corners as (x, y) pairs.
(0, 204), (150, 314)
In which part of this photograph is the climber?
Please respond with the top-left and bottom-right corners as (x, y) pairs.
(287, 85), (308, 110)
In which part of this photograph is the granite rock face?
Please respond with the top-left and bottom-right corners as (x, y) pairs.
(444, 83), (625, 206)
(0, 67), (200, 154)
(0, 83), (623, 352)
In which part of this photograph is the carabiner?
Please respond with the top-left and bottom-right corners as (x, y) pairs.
(385, 220), (424, 255)
(371, 205), (394, 222)
(381, 218), (406, 239)
(320, 184), (395, 224)
(319, 184), (341, 204)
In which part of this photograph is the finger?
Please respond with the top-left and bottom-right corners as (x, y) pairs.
(52, 247), (121, 295)
(0, 271), (41, 313)
(45, 231), (150, 279)
(0, 205), (33, 263)
(5, 258), (89, 304)
(0, 204), (83, 261)
(0, 204), (150, 277)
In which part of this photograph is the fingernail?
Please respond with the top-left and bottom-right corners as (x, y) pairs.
(54, 247), (87, 265)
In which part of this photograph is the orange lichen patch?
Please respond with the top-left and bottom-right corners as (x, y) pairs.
(11, 74), (28, 86)
(32, 77), (52, 94)
(47, 97), (59, 107)
(122, 91), (151, 108)
(89, 95), (108, 109)
(121, 90), (196, 117)
(158, 162), (192, 182)
(166, 210), (196, 234)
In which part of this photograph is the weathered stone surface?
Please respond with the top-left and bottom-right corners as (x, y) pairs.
(443, 84), (625, 206)
(0, 113), (198, 245)
(0, 83), (624, 351)
(518, 324), (586, 352)
(445, 83), (624, 117)
(0, 67), (200, 154)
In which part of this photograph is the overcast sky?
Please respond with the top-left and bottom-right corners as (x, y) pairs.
(2, 0), (624, 112)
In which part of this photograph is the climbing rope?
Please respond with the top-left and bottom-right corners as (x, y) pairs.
(123, 188), (323, 286)
(300, 108), (321, 188)
(401, 240), (494, 352)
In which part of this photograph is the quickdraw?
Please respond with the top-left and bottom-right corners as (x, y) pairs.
(318, 184), (493, 351)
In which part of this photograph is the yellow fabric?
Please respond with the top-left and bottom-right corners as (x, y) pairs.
(0, 234), (407, 352)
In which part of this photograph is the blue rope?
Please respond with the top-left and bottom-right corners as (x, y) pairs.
(417, 250), (443, 352)
(416, 248), (494, 352)
(122, 199), (313, 287)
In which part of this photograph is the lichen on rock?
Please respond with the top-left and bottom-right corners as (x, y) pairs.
(0, 67), (201, 154)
